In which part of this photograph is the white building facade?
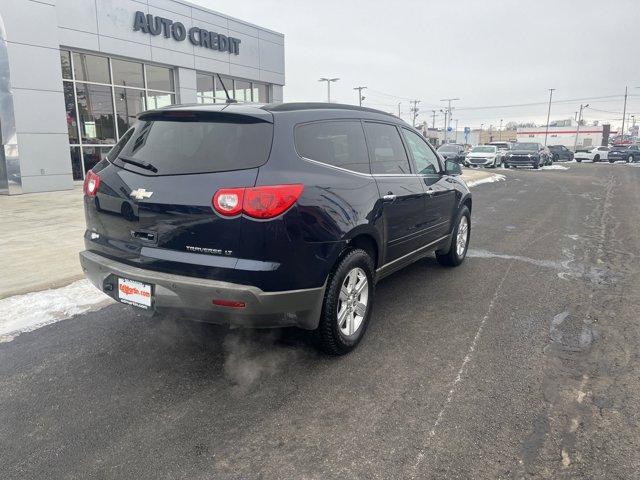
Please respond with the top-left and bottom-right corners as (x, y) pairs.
(0, 0), (285, 194)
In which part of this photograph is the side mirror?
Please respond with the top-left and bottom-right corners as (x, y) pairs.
(445, 159), (462, 176)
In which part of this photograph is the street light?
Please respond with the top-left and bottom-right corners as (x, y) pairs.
(319, 77), (339, 103)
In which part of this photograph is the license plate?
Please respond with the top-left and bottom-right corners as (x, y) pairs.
(117, 277), (153, 309)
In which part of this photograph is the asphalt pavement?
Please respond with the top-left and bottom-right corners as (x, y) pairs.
(1, 163), (639, 479)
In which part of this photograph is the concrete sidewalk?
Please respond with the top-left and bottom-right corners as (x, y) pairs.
(0, 168), (499, 299)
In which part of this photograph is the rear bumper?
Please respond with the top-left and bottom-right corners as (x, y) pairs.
(79, 251), (325, 330)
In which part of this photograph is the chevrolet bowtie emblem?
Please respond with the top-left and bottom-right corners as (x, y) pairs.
(130, 188), (153, 200)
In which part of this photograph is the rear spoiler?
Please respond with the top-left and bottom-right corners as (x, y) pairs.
(138, 105), (273, 123)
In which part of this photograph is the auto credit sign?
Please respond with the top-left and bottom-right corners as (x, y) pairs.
(133, 11), (241, 55)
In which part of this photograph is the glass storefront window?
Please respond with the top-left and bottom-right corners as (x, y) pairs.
(82, 146), (110, 173)
(112, 59), (144, 88)
(115, 87), (145, 134)
(146, 65), (174, 91)
(75, 83), (116, 144)
(234, 80), (252, 102)
(147, 91), (175, 109)
(60, 51), (72, 80)
(253, 83), (268, 103)
(70, 147), (83, 181)
(216, 75), (234, 101)
(63, 82), (79, 143)
(196, 73), (215, 104)
(73, 52), (110, 84)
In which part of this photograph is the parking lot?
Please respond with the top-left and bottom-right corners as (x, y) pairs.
(1, 162), (639, 479)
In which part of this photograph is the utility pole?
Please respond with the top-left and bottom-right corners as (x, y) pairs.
(499, 119), (503, 141)
(409, 100), (421, 127)
(353, 86), (367, 107)
(543, 88), (555, 146)
(480, 123), (484, 144)
(440, 97), (460, 144)
(431, 110), (436, 129)
(620, 86), (628, 143)
(318, 77), (339, 103)
(573, 104), (589, 152)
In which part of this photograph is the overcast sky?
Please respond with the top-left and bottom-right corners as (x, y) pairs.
(192, 0), (639, 130)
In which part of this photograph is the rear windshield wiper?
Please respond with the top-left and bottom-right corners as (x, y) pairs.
(117, 155), (158, 173)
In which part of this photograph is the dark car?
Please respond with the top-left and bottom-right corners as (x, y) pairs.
(79, 103), (472, 355)
(503, 142), (552, 169)
(548, 145), (574, 162)
(437, 143), (466, 164)
(608, 144), (639, 163)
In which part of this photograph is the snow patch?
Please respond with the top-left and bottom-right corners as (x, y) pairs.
(465, 173), (506, 188)
(541, 164), (570, 170)
(0, 280), (113, 343)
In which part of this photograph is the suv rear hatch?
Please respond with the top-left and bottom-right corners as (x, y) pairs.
(84, 106), (274, 282)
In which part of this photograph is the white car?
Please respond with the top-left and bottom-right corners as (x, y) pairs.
(575, 146), (609, 163)
(465, 145), (500, 168)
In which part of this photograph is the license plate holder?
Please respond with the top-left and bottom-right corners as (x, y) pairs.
(117, 277), (153, 310)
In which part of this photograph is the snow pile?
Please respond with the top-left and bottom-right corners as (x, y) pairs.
(465, 173), (506, 188)
(541, 164), (570, 170)
(0, 280), (113, 343)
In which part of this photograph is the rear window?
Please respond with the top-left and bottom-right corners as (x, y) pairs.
(112, 115), (273, 175)
(294, 120), (370, 174)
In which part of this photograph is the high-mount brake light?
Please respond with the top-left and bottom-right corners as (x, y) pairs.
(83, 170), (101, 197)
(212, 184), (304, 219)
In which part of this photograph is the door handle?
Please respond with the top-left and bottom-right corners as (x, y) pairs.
(382, 194), (397, 202)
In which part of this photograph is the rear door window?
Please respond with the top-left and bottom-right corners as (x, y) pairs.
(294, 120), (370, 173)
(364, 122), (411, 174)
(114, 115), (273, 175)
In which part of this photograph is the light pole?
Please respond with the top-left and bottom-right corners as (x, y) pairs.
(454, 119), (459, 143)
(353, 86), (367, 107)
(432, 110), (436, 129)
(319, 77), (339, 103)
(480, 123), (484, 144)
(499, 119), (503, 141)
(621, 86), (628, 142)
(544, 88), (555, 146)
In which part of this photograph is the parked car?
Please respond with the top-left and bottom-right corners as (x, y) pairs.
(575, 146), (609, 163)
(437, 143), (466, 164)
(485, 141), (512, 165)
(503, 142), (552, 169)
(608, 144), (639, 163)
(465, 145), (500, 168)
(79, 103), (472, 355)
(548, 145), (574, 162)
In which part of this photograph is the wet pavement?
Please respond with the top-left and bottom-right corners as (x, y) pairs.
(1, 162), (639, 479)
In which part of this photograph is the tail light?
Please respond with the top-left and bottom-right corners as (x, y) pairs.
(83, 170), (101, 197)
(212, 184), (304, 219)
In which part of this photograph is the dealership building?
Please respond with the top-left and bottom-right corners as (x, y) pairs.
(0, 0), (285, 194)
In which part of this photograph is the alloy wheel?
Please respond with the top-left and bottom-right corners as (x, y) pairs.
(337, 267), (369, 336)
(456, 216), (469, 258)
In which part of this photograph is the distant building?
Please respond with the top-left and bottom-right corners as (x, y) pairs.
(516, 123), (614, 149)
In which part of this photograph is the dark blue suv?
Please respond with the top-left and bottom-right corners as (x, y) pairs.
(80, 103), (472, 354)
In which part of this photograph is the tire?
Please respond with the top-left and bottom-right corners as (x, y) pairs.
(503, 163), (510, 168)
(593, 155), (599, 162)
(553, 154), (559, 162)
(533, 162), (540, 169)
(609, 158), (615, 163)
(316, 249), (375, 355)
(436, 206), (470, 267)
(576, 158), (582, 163)
(628, 155), (633, 163)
